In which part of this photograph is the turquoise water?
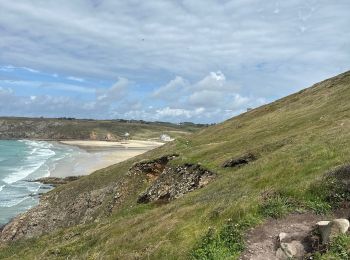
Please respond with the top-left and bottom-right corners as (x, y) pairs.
(0, 140), (78, 226)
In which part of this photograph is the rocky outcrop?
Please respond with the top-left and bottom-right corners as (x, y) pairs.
(0, 184), (116, 242)
(128, 154), (178, 179)
(222, 153), (257, 168)
(137, 163), (216, 203)
(35, 176), (81, 187)
(274, 218), (350, 259)
(0, 153), (216, 244)
(276, 240), (305, 260)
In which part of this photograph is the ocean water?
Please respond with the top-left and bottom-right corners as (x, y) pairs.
(0, 140), (79, 226)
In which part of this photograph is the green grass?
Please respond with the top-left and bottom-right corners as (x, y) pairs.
(1, 71), (350, 259)
(259, 194), (297, 219)
(314, 234), (350, 260)
(191, 215), (260, 260)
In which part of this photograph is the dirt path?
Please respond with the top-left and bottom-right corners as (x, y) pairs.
(239, 210), (350, 260)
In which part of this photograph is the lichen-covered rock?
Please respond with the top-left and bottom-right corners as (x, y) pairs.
(137, 163), (216, 203)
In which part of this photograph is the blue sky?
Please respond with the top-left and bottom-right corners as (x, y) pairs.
(0, 0), (349, 123)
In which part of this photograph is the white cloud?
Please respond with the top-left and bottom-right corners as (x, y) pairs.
(0, 0), (348, 85)
(66, 76), (85, 82)
(148, 71), (265, 122)
(0, 80), (95, 94)
(155, 107), (205, 118)
(96, 77), (130, 103)
(153, 71), (248, 109)
(0, 1), (349, 122)
(152, 76), (188, 100)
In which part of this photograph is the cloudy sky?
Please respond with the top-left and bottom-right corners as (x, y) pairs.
(0, 1), (349, 123)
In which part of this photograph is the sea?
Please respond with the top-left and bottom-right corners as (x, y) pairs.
(0, 140), (80, 226)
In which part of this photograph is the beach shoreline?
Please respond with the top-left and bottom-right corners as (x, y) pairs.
(49, 140), (164, 178)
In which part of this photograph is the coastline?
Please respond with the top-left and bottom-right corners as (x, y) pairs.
(0, 139), (164, 228)
(49, 140), (164, 178)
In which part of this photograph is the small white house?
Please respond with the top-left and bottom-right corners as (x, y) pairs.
(160, 134), (173, 142)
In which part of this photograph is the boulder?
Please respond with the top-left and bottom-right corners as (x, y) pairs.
(317, 219), (349, 244)
(277, 232), (306, 245)
(331, 219), (350, 234)
(276, 240), (305, 259)
(317, 221), (331, 244)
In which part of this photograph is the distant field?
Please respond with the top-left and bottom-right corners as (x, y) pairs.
(0, 117), (207, 141)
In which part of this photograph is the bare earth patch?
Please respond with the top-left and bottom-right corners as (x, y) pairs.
(239, 210), (350, 260)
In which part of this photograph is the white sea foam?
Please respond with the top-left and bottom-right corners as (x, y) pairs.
(2, 140), (56, 184)
(3, 163), (44, 184)
(0, 196), (29, 208)
(0, 140), (79, 225)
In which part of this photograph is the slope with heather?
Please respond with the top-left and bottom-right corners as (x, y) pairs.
(0, 71), (350, 259)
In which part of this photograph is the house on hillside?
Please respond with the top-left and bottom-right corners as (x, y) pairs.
(160, 134), (173, 142)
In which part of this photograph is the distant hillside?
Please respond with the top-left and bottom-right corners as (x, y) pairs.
(1, 71), (350, 259)
(0, 117), (207, 141)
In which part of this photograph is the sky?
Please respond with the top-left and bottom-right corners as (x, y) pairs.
(0, 0), (349, 123)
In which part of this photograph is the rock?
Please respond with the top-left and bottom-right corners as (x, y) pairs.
(277, 231), (308, 245)
(317, 221), (331, 244)
(276, 241), (305, 259)
(222, 153), (257, 168)
(278, 232), (288, 243)
(317, 219), (349, 244)
(331, 219), (350, 234)
(34, 176), (81, 187)
(137, 163), (216, 203)
(0, 185), (116, 242)
(128, 154), (179, 178)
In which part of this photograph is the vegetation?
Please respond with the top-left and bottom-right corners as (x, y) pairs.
(1, 71), (350, 259)
(0, 117), (205, 140)
(191, 216), (259, 259)
(314, 234), (350, 259)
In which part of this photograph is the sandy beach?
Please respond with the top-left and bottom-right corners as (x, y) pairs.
(50, 140), (164, 178)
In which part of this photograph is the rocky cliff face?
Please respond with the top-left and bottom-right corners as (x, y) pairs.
(137, 163), (216, 203)
(0, 154), (216, 243)
(0, 184), (116, 242)
(0, 119), (99, 140)
(0, 119), (66, 139)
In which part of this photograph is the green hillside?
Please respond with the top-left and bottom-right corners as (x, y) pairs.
(1, 71), (350, 259)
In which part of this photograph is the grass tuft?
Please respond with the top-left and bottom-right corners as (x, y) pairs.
(259, 194), (296, 219)
(191, 216), (259, 259)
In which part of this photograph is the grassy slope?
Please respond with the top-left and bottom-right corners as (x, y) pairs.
(1, 71), (350, 259)
(0, 117), (204, 140)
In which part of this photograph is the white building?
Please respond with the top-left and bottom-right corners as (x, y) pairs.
(160, 134), (173, 142)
